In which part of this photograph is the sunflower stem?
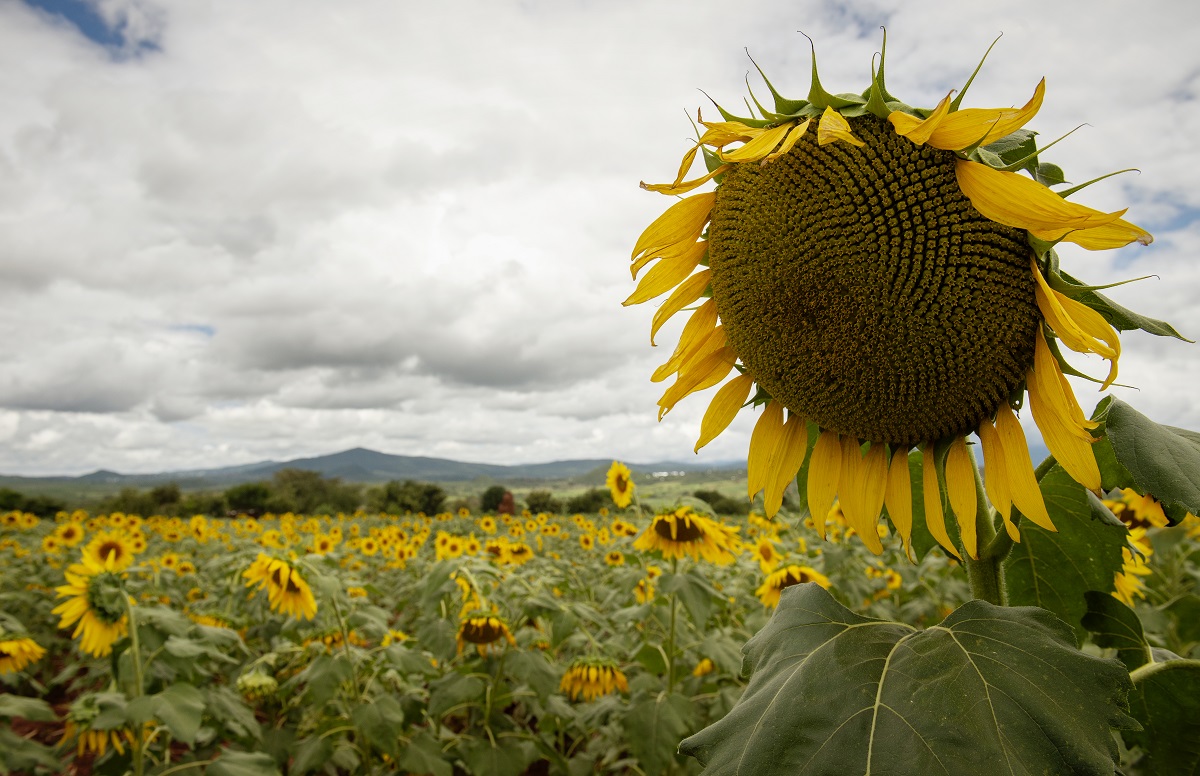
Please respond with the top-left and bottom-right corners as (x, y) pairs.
(964, 454), (1006, 606)
(666, 557), (679, 695)
(125, 598), (147, 776)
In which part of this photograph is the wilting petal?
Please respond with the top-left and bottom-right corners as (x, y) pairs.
(763, 119), (812, 162)
(631, 193), (716, 265)
(1032, 258), (1121, 388)
(1031, 329), (1099, 438)
(1030, 216), (1153, 250)
(650, 269), (710, 346)
(956, 160), (1126, 233)
(977, 419), (1017, 540)
(884, 447), (914, 558)
(887, 91), (953, 146)
(922, 446), (961, 560)
(657, 343), (735, 417)
(993, 404), (1054, 532)
(696, 373), (754, 453)
(817, 106), (865, 147)
(640, 165), (730, 196)
(765, 413), (810, 517)
(1028, 376), (1102, 492)
(944, 436), (978, 559)
(926, 78), (1045, 150)
(806, 430), (842, 540)
(624, 241), (708, 306)
(747, 402), (786, 500)
(719, 122), (796, 163)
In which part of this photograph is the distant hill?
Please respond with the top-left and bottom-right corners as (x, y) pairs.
(0, 447), (745, 493)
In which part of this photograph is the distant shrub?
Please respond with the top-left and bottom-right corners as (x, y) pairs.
(525, 489), (562, 515)
(480, 485), (508, 513)
(692, 489), (745, 516)
(565, 488), (611, 514)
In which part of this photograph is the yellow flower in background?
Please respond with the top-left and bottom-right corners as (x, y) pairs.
(693, 657), (716, 677)
(81, 531), (137, 572)
(52, 555), (131, 657)
(755, 565), (831, 608)
(633, 505), (739, 564)
(0, 636), (45, 675)
(606, 461), (636, 509)
(751, 536), (781, 573)
(243, 554), (317, 620)
(634, 577), (655, 604)
(1105, 488), (1170, 530)
(604, 550), (625, 566)
(627, 36), (1171, 563)
(559, 658), (629, 701)
(55, 522), (85, 547)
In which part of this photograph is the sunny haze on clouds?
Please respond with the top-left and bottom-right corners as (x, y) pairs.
(1, 0), (1198, 477)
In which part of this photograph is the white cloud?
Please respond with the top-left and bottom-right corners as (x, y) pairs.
(1, 0), (1198, 476)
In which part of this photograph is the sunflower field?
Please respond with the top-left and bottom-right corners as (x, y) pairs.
(1, 453), (1198, 775)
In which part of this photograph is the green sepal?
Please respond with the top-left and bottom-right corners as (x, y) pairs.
(995, 126), (1083, 175)
(1058, 168), (1139, 199)
(1044, 250), (1155, 294)
(950, 33), (1003, 111)
(1043, 328), (1133, 388)
(743, 76), (791, 123)
(1035, 162), (1067, 186)
(873, 28), (899, 102)
(982, 128), (1039, 172)
(1057, 268), (1191, 341)
(701, 91), (774, 128)
(803, 34), (865, 110)
(746, 50), (807, 114)
(863, 56), (892, 119)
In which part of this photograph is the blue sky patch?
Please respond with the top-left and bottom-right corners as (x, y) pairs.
(24, 0), (159, 54)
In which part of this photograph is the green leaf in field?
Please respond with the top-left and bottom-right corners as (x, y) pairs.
(1125, 658), (1200, 775)
(0, 725), (60, 773)
(206, 749), (282, 776)
(416, 619), (458, 661)
(623, 692), (694, 775)
(459, 738), (535, 776)
(1166, 594), (1200, 647)
(679, 584), (1135, 775)
(1003, 464), (1127, 640)
(351, 695), (406, 758)
(660, 570), (720, 626)
(204, 686), (261, 741)
(1094, 396), (1200, 518)
(1082, 591), (1152, 670)
(634, 641), (668, 676)
(399, 730), (451, 776)
(505, 649), (561, 700)
(290, 734), (334, 775)
(294, 654), (353, 705)
(0, 694), (55, 722)
(153, 682), (205, 744)
(428, 672), (485, 718)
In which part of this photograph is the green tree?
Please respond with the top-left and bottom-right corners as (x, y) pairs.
(565, 488), (610, 514)
(525, 489), (562, 514)
(369, 480), (446, 515)
(480, 485), (508, 513)
(224, 482), (274, 515)
(271, 469), (361, 514)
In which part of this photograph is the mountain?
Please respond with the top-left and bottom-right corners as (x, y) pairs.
(0, 447), (744, 492)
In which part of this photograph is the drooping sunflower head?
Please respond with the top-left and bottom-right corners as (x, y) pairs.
(0, 635), (46, 675)
(606, 461), (636, 509)
(559, 657), (629, 702)
(632, 505), (739, 564)
(456, 613), (516, 657)
(755, 564), (832, 608)
(629, 34), (1179, 563)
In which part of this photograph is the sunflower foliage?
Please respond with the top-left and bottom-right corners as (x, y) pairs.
(625, 32), (1200, 776)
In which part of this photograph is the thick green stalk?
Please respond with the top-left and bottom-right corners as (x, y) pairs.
(963, 451), (1006, 606)
(666, 557), (679, 694)
(125, 599), (147, 776)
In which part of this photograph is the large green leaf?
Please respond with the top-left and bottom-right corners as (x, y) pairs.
(399, 730), (452, 776)
(206, 749), (282, 776)
(351, 695), (406, 758)
(1094, 396), (1200, 520)
(679, 584), (1134, 775)
(624, 692), (694, 775)
(0, 694), (55, 722)
(1003, 464), (1127, 640)
(1125, 659), (1200, 775)
(1081, 591), (1152, 670)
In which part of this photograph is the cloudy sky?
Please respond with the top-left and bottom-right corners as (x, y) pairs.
(2, 0), (1198, 476)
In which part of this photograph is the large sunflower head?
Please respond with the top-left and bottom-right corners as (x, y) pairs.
(51, 556), (130, 657)
(559, 657), (630, 702)
(628, 35), (1177, 562)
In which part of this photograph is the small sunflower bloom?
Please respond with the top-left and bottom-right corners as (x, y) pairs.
(604, 550), (625, 566)
(243, 554), (317, 620)
(628, 36), (1174, 563)
(755, 565), (832, 608)
(456, 614), (516, 657)
(633, 505), (739, 564)
(693, 657), (716, 677)
(559, 658), (629, 702)
(0, 636), (46, 675)
(606, 461), (636, 509)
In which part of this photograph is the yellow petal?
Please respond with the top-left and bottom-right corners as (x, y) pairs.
(1031, 258), (1121, 388)
(698, 117), (763, 148)
(887, 91), (953, 146)
(748, 402), (786, 500)
(926, 78), (1045, 150)
(640, 165), (730, 195)
(884, 447), (913, 558)
(977, 418), (1014, 529)
(763, 119), (812, 162)
(955, 160), (1127, 234)
(944, 436), (978, 559)
(650, 269), (710, 347)
(839, 441), (886, 555)
(922, 446), (961, 560)
(624, 241), (708, 306)
(993, 404), (1054, 532)
(806, 430), (842, 540)
(657, 345), (735, 418)
(1030, 216), (1153, 250)
(1028, 375), (1102, 491)
(1031, 328), (1100, 438)
(719, 122), (796, 163)
(631, 193), (715, 265)
(695, 373), (754, 453)
(817, 106), (864, 147)
(651, 299), (717, 383)
(765, 413), (810, 517)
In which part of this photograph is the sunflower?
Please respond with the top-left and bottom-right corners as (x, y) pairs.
(693, 657), (716, 677)
(604, 549), (625, 566)
(634, 578), (655, 603)
(243, 554), (317, 620)
(82, 531), (137, 572)
(55, 522), (84, 546)
(606, 461), (636, 509)
(52, 555), (130, 657)
(456, 614), (516, 656)
(751, 536), (781, 573)
(0, 635), (45, 675)
(633, 505), (739, 564)
(1105, 488), (1169, 530)
(628, 37), (1173, 562)
(559, 658), (629, 701)
(755, 565), (832, 608)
